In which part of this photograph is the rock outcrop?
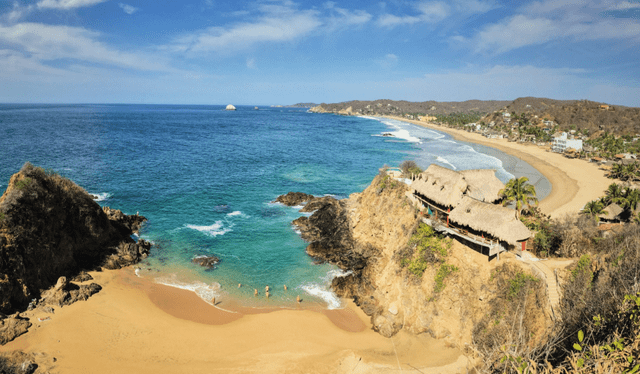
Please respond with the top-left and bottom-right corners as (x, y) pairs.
(289, 173), (543, 345)
(0, 163), (150, 315)
(0, 316), (31, 345)
(192, 255), (220, 269)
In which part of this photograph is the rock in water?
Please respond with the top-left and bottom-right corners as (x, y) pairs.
(274, 192), (315, 206)
(192, 255), (220, 269)
(0, 163), (150, 315)
(225, 104), (236, 111)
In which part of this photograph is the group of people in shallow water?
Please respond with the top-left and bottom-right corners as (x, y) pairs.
(211, 284), (301, 306)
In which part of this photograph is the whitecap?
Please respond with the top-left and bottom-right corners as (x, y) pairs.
(436, 156), (457, 170)
(185, 221), (232, 237)
(91, 192), (111, 201)
(227, 211), (249, 218)
(155, 274), (222, 305)
(300, 283), (343, 310)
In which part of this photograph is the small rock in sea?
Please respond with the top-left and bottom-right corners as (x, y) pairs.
(192, 255), (220, 269)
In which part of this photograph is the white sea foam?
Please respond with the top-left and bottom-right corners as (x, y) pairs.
(185, 221), (232, 237)
(300, 283), (343, 310)
(91, 192), (111, 201)
(227, 210), (249, 218)
(155, 274), (222, 304)
(436, 156), (457, 170)
(291, 204), (304, 210)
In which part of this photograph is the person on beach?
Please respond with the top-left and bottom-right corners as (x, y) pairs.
(238, 283), (242, 288)
(266, 291), (270, 298)
(296, 295), (301, 303)
(212, 297), (216, 305)
(284, 285), (287, 291)
(265, 285), (269, 293)
(254, 289), (258, 296)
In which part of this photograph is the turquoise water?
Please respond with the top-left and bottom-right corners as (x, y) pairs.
(0, 105), (548, 310)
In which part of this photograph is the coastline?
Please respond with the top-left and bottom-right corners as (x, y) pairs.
(1, 268), (468, 373)
(381, 115), (611, 218)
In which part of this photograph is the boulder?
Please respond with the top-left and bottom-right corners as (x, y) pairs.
(192, 255), (220, 269)
(274, 192), (315, 206)
(0, 316), (31, 345)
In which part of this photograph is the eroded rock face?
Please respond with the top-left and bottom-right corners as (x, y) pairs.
(40, 276), (102, 307)
(0, 316), (31, 345)
(0, 163), (150, 315)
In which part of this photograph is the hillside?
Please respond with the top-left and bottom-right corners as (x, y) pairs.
(483, 97), (640, 135)
(310, 97), (640, 136)
(311, 99), (511, 116)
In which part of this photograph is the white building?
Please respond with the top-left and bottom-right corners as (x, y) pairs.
(552, 132), (583, 152)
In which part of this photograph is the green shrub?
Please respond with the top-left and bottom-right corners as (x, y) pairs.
(399, 223), (452, 278)
(434, 263), (457, 292)
(14, 177), (31, 190)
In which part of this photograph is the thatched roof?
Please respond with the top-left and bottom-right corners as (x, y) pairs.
(411, 165), (505, 207)
(448, 196), (531, 245)
(411, 164), (467, 208)
(460, 169), (505, 203)
(599, 203), (624, 221)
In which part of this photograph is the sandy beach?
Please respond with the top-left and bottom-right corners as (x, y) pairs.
(1, 269), (468, 373)
(383, 116), (612, 218)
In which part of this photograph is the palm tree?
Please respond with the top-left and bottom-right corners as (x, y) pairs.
(603, 183), (625, 205)
(610, 164), (624, 180)
(499, 177), (538, 218)
(582, 200), (606, 222)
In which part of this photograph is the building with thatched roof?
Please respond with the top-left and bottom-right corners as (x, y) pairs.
(411, 165), (530, 257)
(449, 197), (531, 246)
(599, 203), (624, 223)
(411, 164), (504, 209)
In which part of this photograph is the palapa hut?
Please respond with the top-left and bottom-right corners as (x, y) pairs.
(599, 203), (624, 223)
(411, 164), (467, 210)
(459, 169), (504, 203)
(448, 196), (531, 255)
(411, 164), (530, 257)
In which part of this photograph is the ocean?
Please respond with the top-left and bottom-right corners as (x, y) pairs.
(0, 104), (549, 310)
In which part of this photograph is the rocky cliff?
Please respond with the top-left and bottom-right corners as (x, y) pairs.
(0, 163), (150, 316)
(289, 173), (549, 347)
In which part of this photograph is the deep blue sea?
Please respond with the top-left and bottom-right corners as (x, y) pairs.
(0, 104), (549, 310)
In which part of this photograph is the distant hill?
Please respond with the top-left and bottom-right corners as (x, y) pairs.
(286, 103), (318, 108)
(310, 98), (640, 136)
(311, 99), (510, 116)
(482, 97), (640, 135)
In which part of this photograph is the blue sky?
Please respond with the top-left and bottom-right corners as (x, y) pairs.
(0, 0), (639, 106)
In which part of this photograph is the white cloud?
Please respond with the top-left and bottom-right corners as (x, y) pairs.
(0, 23), (171, 72)
(246, 57), (256, 69)
(376, 0), (494, 28)
(36, 0), (109, 10)
(165, 1), (371, 55)
(468, 1), (640, 54)
(609, 1), (640, 10)
(118, 3), (138, 15)
(376, 53), (398, 69)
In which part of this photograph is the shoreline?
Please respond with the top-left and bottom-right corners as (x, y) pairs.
(1, 268), (469, 373)
(380, 115), (611, 218)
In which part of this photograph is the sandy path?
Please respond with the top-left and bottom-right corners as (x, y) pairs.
(383, 116), (611, 218)
(1, 269), (468, 374)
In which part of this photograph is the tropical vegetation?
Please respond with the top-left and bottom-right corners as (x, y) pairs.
(499, 177), (538, 218)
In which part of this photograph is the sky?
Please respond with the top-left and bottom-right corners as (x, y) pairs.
(0, 0), (639, 106)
